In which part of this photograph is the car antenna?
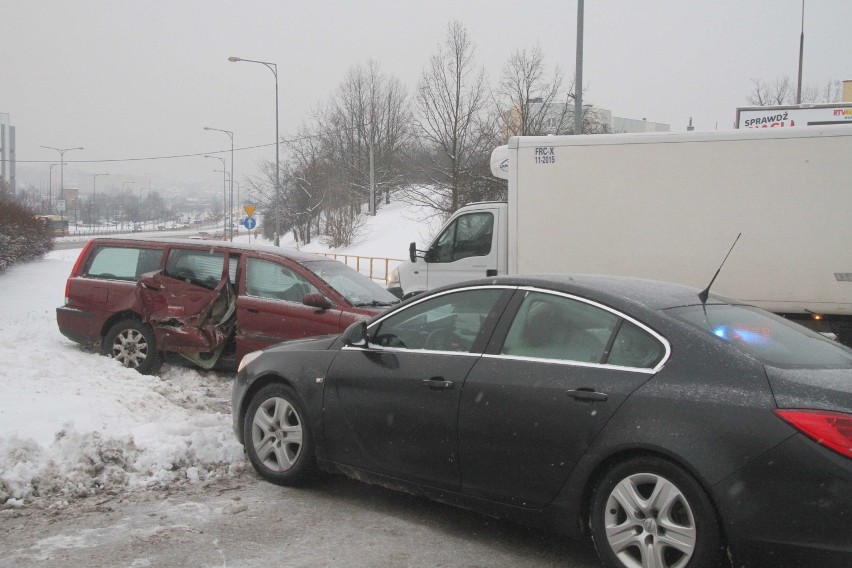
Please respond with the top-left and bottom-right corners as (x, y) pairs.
(698, 233), (742, 304)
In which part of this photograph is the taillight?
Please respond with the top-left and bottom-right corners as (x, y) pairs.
(774, 409), (852, 459)
(66, 240), (94, 304)
(70, 240), (93, 277)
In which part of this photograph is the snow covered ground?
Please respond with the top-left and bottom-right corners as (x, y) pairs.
(0, 200), (438, 511)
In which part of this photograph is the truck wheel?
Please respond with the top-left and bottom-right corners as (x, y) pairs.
(590, 456), (722, 568)
(101, 319), (163, 375)
(243, 384), (316, 486)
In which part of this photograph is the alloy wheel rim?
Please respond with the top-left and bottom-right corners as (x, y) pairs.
(604, 472), (697, 568)
(251, 397), (303, 472)
(112, 329), (148, 368)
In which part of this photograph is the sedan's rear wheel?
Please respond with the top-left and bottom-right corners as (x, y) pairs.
(101, 319), (163, 375)
(590, 457), (722, 568)
(243, 384), (315, 485)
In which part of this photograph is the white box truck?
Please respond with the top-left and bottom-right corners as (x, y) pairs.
(388, 126), (852, 342)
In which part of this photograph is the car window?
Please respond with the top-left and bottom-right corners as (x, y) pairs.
(245, 257), (318, 302)
(668, 304), (852, 369)
(431, 212), (494, 263)
(501, 291), (618, 364)
(372, 288), (503, 352)
(607, 319), (666, 369)
(228, 254), (239, 284)
(164, 248), (225, 290)
(85, 246), (163, 281)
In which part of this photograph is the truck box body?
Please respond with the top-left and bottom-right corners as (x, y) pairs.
(391, 127), (852, 338)
(505, 128), (852, 317)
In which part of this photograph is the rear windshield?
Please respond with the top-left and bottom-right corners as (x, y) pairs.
(667, 304), (852, 369)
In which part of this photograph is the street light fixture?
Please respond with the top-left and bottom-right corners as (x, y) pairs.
(204, 126), (234, 241)
(228, 55), (280, 246)
(92, 173), (109, 233)
(48, 162), (64, 214)
(41, 146), (83, 222)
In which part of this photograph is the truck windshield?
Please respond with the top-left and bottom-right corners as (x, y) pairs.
(666, 304), (852, 369)
(302, 260), (400, 308)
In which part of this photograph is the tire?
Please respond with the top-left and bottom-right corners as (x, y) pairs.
(590, 457), (722, 568)
(101, 319), (163, 375)
(243, 384), (315, 485)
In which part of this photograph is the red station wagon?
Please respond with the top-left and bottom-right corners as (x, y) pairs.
(57, 238), (400, 373)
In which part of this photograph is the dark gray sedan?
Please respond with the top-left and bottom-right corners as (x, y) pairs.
(232, 274), (852, 568)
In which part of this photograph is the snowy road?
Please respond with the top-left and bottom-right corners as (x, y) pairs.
(1, 472), (601, 568)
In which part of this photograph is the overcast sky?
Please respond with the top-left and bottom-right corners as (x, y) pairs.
(3, 0), (851, 194)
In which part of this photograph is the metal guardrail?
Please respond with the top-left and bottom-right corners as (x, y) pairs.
(66, 222), (221, 238)
(316, 252), (404, 285)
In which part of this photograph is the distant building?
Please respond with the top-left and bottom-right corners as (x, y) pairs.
(501, 100), (669, 140)
(0, 113), (15, 192)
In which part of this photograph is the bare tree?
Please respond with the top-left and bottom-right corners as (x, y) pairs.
(802, 79), (843, 104)
(406, 20), (499, 219)
(746, 76), (793, 106)
(747, 76), (842, 105)
(284, 127), (328, 245)
(496, 45), (573, 138)
(315, 60), (410, 215)
(244, 159), (281, 242)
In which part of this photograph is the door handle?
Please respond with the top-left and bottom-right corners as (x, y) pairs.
(246, 307), (260, 313)
(422, 378), (454, 390)
(486, 269), (498, 277)
(566, 388), (608, 402)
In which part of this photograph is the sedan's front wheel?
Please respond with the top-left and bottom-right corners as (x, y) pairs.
(243, 384), (315, 485)
(590, 457), (722, 568)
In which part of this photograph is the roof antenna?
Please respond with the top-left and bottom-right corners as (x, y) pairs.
(698, 233), (742, 304)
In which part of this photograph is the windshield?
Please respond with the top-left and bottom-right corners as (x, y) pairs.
(667, 304), (852, 369)
(303, 259), (400, 307)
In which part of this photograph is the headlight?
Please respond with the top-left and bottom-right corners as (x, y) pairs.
(237, 350), (264, 373)
(387, 267), (400, 286)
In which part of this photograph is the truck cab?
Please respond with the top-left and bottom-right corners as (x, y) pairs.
(389, 202), (508, 299)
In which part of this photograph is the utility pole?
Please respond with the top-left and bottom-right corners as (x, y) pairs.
(574, 0), (584, 135)
(796, 0), (805, 104)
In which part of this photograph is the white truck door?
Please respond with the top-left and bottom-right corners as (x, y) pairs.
(425, 209), (500, 289)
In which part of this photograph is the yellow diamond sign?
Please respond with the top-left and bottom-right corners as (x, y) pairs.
(243, 205), (256, 217)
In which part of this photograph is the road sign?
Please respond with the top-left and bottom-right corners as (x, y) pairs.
(243, 217), (257, 230)
(243, 205), (256, 217)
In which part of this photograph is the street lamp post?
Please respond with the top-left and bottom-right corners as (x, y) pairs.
(228, 56), (280, 246)
(92, 173), (109, 233)
(214, 170), (231, 238)
(205, 155), (227, 233)
(204, 126), (235, 241)
(48, 163), (63, 214)
(41, 145), (84, 225)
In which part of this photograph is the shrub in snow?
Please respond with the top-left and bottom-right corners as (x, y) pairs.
(0, 196), (54, 273)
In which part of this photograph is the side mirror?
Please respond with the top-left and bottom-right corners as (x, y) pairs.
(303, 293), (332, 310)
(409, 242), (417, 263)
(342, 321), (369, 348)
